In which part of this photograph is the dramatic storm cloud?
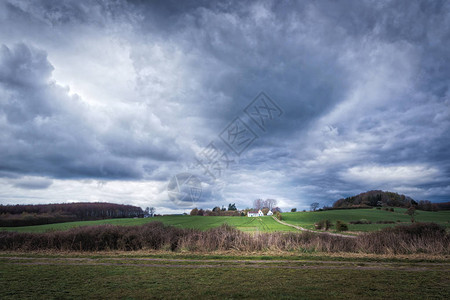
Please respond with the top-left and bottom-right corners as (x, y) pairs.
(0, 0), (449, 212)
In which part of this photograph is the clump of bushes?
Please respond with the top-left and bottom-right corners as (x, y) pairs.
(375, 220), (396, 224)
(0, 222), (186, 252)
(276, 212), (282, 220)
(349, 219), (372, 224)
(358, 223), (449, 254)
(381, 207), (394, 212)
(315, 219), (332, 230)
(335, 220), (348, 232)
(0, 222), (448, 255)
(350, 219), (396, 225)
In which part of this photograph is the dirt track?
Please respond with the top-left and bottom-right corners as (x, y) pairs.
(272, 216), (357, 238)
(2, 256), (449, 272)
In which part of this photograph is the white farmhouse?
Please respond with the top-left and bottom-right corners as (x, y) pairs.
(247, 209), (264, 217)
(267, 210), (273, 216)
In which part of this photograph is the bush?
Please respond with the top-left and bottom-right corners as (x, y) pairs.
(375, 220), (395, 224)
(276, 212), (282, 220)
(358, 223), (449, 254)
(349, 219), (372, 224)
(315, 220), (332, 231)
(0, 222), (448, 255)
(291, 208), (297, 212)
(336, 221), (348, 232)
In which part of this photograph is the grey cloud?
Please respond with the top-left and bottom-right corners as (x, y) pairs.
(0, 0), (449, 210)
(0, 42), (182, 181)
(11, 177), (53, 190)
(0, 43), (53, 87)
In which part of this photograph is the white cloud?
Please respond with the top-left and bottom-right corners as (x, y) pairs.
(340, 164), (441, 186)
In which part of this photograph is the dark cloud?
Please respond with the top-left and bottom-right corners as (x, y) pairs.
(0, 42), (181, 181)
(0, 0), (449, 211)
(11, 177), (53, 190)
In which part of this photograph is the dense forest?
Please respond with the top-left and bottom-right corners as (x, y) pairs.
(333, 190), (412, 208)
(0, 203), (143, 227)
(332, 190), (449, 211)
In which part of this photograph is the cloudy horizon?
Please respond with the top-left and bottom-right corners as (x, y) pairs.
(0, 0), (449, 213)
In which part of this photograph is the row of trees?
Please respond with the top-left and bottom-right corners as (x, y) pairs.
(189, 199), (282, 217)
(252, 199), (278, 211)
(0, 203), (144, 218)
(0, 203), (144, 226)
(189, 197), (447, 218)
(290, 202), (319, 212)
(416, 200), (447, 211)
(189, 204), (242, 216)
(291, 199), (449, 214)
(190, 207), (242, 217)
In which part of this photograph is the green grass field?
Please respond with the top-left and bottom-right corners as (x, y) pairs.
(1, 211), (449, 299)
(1, 253), (449, 299)
(1, 208), (449, 234)
(282, 208), (450, 232)
(0, 215), (297, 233)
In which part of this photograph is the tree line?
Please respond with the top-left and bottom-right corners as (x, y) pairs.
(189, 199), (281, 216)
(0, 203), (144, 227)
(332, 190), (449, 211)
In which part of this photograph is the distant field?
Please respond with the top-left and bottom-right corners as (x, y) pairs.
(282, 208), (450, 232)
(1, 208), (449, 234)
(0, 215), (297, 233)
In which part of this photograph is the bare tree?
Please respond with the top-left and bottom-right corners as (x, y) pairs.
(253, 199), (264, 210)
(310, 202), (319, 211)
(265, 199), (277, 211)
(149, 207), (155, 217)
(407, 206), (416, 222)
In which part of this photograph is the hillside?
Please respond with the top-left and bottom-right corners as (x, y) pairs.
(282, 208), (450, 232)
(333, 190), (413, 208)
(2, 209), (449, 234)
(0, 215), (297, 233)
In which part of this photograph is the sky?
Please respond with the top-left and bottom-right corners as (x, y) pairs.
(0, 0), (449, 213)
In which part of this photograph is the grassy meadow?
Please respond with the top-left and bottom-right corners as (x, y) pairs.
(1, 208), (449, 234)
(282, 208), (450, 232)
(1, 209), (449, 299)
(1, 253), (449, 299)
(0, 215), (297, 233)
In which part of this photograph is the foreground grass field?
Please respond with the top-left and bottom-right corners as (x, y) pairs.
(1, 253), (449, 299)
(1, 208), (449, 234)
